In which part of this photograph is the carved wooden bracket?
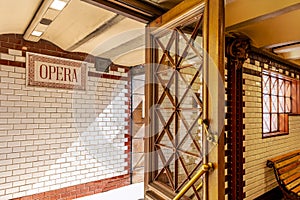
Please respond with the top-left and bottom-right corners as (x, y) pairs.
(226, 37), (250, 69)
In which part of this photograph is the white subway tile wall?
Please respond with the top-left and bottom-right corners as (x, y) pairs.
(243, 59), (300, 199)
(0, 62), (130, 199)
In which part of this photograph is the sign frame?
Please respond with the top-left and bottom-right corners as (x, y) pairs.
(26, 52), (87, 90)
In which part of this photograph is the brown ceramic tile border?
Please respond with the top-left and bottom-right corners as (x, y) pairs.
(109, 64), (130, 72)
(11, 174), (130, 200)
(0, 34), (130, 81)
(0, 34), (91, 62)
(0, 59), (25, 68)
(88, 71), (130, 81)
(249, 48), (300, 78)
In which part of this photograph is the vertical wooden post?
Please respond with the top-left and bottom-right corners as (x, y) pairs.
(144, 25), (151, 193)
(225, 36), (249, 200)
(144, 26), (157, 194)
(203, 0), (225, 199)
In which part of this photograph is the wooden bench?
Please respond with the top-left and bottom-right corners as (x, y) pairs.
(267, 149), (300, 200)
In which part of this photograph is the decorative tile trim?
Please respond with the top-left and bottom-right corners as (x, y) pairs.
(249, 48), (300, 79)
(88, 71), (129, 81)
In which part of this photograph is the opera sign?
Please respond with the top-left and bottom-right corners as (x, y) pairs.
(26, 52), (87, 90)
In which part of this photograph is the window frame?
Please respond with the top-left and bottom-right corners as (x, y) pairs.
(262, 71), (293, 138)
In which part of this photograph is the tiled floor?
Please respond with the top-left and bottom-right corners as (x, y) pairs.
(75, 182), (144, 200)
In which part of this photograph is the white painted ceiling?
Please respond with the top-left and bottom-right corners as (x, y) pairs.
(226, 0), (300, 65)
(1, 0), (300, 66)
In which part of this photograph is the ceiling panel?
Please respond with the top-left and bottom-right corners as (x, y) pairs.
(72, 17), (145, 58)
(0, 0), (41, 34)
(231, 9), (300, 48)
(43, 0), (116, 50)
(225, 0), (300, 28)
(112, 47), (144, 66)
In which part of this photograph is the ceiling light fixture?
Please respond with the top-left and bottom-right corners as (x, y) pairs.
(24, 0), (70, 42)
(50, 0), (67, 11)
(273, 43), (300, 54)
(31, 30), (43, 37)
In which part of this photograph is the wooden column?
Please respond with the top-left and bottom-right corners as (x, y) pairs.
(203, 0), (225, 199)
(144, 26), (156, 193)
(225, 36), (249, 200)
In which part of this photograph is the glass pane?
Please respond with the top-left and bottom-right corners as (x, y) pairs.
(175, 119), (188, 145)
(285, 81), (291, 97)
(263, 95), (270, 113)
(156, 30), (174, 66)
(180, 66), (202, 96)
(271, 77), (278, 95)
(286, 97), (291, 112)
(157, 100), (174, 134)
(180, 110), (201, 131)
(271, 114), (278, 132)
(177, 71), (190, 104)
(180, 87), (201, 109)
(278, 79), (284, 96)
(157, 130), (174, 148)
(156, 146), (175, 188)
(156, 67), (174, 91)
(279, 96), (284, 113)
(262, 75), (270, 94)
(263, 114), (270, 133)
(271, 95), (278, 113)
(178, 151), (201, 182)
(160, 146), (174, 167)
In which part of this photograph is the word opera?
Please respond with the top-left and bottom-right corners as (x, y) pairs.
(26, 52), (87, 90)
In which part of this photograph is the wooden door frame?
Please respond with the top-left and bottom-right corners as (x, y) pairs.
(202, 0), (225, 199)
(145, 0), (225, 199)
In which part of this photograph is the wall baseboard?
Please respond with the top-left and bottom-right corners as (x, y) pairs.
(12, 174), (130, 200)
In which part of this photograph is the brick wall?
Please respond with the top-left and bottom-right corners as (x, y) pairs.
(0, 34), (131, 199)
(242, 58), (300, 199)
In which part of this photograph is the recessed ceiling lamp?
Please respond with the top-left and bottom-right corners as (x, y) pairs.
(24, 0), (70, 42)
(31, 30), (43, 37)
(50, 0), (67, 11)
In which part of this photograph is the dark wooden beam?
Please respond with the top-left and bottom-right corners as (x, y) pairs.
(113, 0), (165, 16)
(81, 0), (165, 23)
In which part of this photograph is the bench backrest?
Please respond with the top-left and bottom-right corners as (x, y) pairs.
(267, 149), (300, 198)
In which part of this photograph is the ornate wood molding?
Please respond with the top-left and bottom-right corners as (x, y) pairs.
(226, 36), (250, 69)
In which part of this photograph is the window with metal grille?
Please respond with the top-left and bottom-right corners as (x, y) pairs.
(262, 73), (291, 137)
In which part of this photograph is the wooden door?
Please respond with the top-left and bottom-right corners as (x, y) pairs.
(145, 1), (225, 199)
